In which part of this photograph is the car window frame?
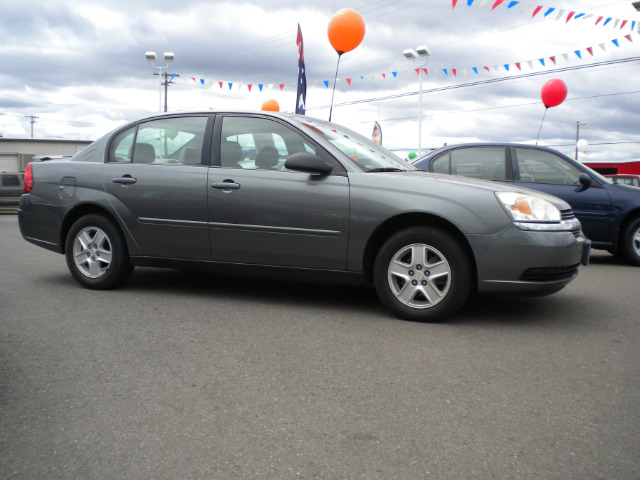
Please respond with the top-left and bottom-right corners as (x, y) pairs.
(210, 113), (347, 175)
(105, 114), (215, 166)
(430, 146), (513, 181)
(510, 146), (604, 188)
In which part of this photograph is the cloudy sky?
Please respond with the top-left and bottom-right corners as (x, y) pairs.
(1, 0), (639, 161)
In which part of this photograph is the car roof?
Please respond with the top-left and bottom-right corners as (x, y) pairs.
(417, 142), (562, 160)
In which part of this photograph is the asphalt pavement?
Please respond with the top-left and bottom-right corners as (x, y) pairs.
(1, 214), (638, 479)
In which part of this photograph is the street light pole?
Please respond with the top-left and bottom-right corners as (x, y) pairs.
(403, 45), (430, 156)
(145, 52), (174, 113)
(575, 121), (586, 161)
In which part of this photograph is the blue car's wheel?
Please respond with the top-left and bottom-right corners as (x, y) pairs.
(621, 217), (640, 266)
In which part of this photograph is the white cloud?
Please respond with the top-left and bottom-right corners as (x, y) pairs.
(1, 0), (639, 161)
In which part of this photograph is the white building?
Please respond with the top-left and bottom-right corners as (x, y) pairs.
(0, 137), (93, 172)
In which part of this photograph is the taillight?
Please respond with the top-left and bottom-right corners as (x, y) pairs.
(24, 163), (33, 193)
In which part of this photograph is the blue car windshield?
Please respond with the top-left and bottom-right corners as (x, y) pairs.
(293, 116), (416, 172)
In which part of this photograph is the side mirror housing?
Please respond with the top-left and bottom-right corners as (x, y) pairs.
(284, 152), (333, 176)
(579, 172), (592, 188)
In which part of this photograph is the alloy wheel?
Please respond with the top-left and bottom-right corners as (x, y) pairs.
(387, 243), (452, 309)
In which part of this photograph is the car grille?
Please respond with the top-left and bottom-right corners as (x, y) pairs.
(520, 264), (580, 282)
(560, 209), (583, 237)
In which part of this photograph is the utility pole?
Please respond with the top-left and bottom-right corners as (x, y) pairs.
(25, 114), (39, 138)
(154, 72), (179, 112)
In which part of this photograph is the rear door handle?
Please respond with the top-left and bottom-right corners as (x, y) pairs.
(211, 181), (240, 190)
(112, 175), (137, 185)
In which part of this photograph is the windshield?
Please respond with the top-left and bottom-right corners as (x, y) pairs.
(291, 116), (417, 172)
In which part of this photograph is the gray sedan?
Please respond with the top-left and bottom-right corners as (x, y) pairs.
(18, 111), (590, 321)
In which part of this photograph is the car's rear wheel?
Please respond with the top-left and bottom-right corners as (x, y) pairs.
(373, 227), (472, 322)
(620, 217), (640, 266)
(65, 214), (133, 289)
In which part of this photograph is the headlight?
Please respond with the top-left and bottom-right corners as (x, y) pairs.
(495, 192), (561, 223)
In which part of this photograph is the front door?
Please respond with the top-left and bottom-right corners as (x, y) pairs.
(512, 147), (611, 242)
(207, 115), (350, 270)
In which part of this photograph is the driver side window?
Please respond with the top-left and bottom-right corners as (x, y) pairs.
(219, 116), (316, 171)
(515, 148), (582, 185)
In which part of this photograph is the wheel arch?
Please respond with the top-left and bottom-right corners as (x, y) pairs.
(617, 208), (640, 259)
(362, 213), (478, 286)
(60, 204), (132, 255)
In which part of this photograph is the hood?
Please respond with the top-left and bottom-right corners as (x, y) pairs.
(374, 170), (573, 211)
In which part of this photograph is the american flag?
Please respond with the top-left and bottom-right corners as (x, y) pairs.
(296, 24), (306, 115)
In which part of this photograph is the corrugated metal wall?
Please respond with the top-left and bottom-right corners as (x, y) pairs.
(0, 139), (92, 171)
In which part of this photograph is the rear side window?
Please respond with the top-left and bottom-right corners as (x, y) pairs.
(431, 153), (450, 174)
(433, 147), (508, 180)
(1, 175), (21, 187)
(108, 116), (208, 166)
(110, 128), (135, 163)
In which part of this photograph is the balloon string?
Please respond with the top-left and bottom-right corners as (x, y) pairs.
(536, 107), (548, 145)
(329, 53), (343, 122)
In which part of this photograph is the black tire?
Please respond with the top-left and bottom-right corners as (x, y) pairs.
(620, 217), (640, 266)
(65, 214), (134, 289)
(373, 227), (472, 322)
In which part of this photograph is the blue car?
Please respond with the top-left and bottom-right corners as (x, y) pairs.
(412, 143), (640, 266)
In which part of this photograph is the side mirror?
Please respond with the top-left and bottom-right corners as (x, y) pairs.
(284, 152), (333, 176)
(578, 172), (592, 188)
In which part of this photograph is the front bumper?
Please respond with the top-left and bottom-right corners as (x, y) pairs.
(468, 223), (591, 295)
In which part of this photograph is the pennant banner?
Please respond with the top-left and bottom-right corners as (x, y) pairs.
(453, 0), (638, 30)
(174, 31), (637, 94)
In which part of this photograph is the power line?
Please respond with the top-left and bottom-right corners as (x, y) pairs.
(307, 56), (640, 111)
(356, 89), (640, 125)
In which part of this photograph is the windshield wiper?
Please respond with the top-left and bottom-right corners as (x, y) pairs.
(367, 167), (407, 173)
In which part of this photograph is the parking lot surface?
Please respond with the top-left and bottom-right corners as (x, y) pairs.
(1, 215), (638, 479)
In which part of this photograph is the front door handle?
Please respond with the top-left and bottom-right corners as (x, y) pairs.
(211, 181), (240, 190)
(112, 175), (137, 185)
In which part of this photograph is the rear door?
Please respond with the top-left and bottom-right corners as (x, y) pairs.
(102, 115), (212, 259)
(207, 114), (350, 270)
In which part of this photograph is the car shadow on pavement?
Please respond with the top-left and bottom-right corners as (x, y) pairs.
(122, 267), (385, 316)
(586, 252), (632, 266)
(117, 267), (605, 329)
(33, 265), (608, 328)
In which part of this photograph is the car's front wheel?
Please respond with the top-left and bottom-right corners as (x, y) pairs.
(65, 214), (134, 289)
(620, 217), (640, 266)
(373, 227), (472, 322)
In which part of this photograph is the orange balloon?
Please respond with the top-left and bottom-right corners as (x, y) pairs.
(261, 99), (279, 112)
(328, 8), (365, 54)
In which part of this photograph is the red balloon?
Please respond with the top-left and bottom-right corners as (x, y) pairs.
(541, 79), (567, 108)
(328, 8), (365, 54)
